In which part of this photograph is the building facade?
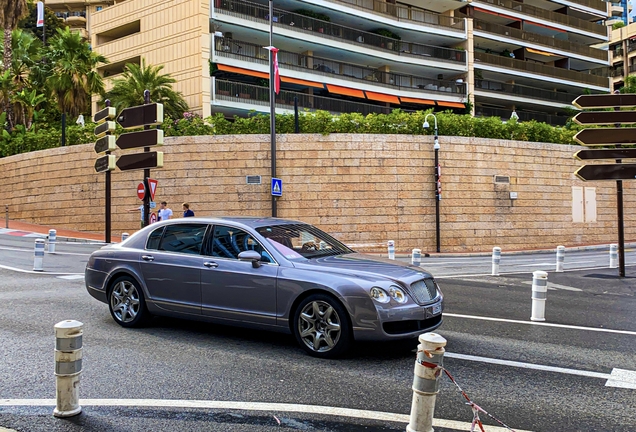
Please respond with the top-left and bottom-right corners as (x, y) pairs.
(609, 21), (636, 92)
(84, 0), (612, 125)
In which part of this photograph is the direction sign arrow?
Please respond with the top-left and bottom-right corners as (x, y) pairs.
(573, 111), (636, 125)
(572, 94), (636, 109)
(116, 103), (164, 129)
(575, 163), (636, 181)
(94, 121), (116, 138)
(116, 152), (164, 171)
(574, 148), (636, 160)
(93, 107), (116, 124)
(574, 128), (636, 146)
(116, 129), (164, 150)
(94, 135), (117, 154)
(94, 155), (116, 173)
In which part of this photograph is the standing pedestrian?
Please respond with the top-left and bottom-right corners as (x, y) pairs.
(158, 201), (173, 221)
(182, 203), (195, 217)
(126, 205), (145, 229)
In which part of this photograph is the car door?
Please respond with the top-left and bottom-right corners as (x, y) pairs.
(139, 223), (210, 316)
(200, 224), (278, 326)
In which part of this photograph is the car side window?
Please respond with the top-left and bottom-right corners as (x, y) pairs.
(146, 227), (165, 250)
(158, 224), (208, 255)
(210, 225), (274, 263)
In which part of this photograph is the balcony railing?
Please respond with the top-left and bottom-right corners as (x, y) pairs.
(475, 52), (609, 87)
(628, 44), (636, 54)
(471, 18), (607, 61)
(215, 79), (402, 115)
(476, 106), (569, 126)
(215, 38), (466, 95)
(570, 0), (610, 13)
(215, 0), (465, 63)
(476, 79), (579, 104)
(630, 64), (636, 74)
(477, 0), (607, 37)
(611, 66), (624, 77)
(326, 0), (465, 32)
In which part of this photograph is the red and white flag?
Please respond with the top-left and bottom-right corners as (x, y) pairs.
(264, 46), (280, 94)
(36, 2), (45, 27)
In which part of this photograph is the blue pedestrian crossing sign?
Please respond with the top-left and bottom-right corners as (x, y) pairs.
(271, 178), (282, 196)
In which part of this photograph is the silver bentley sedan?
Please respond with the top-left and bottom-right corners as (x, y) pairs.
(85, 217), (443, 358)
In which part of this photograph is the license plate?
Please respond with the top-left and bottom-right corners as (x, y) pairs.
(432, 304), (442, 315)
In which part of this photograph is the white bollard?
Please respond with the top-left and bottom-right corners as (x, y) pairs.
(48, 229), (57, 253)
(609, 244), (618, 269)
(387, 240), (395, 260)
(491, 247), (501, 276)
(53, 320), (83, 418)
(530, 271), (548, 322)
(412, 248), (421, 266)
(34, 238), (45, 271)
(121, 232), (129, 242)
(407, 333), (447, 432)
(556, 245), (565, 272)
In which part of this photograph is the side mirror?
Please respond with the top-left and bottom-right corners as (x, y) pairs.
(238, 250), (262, 268)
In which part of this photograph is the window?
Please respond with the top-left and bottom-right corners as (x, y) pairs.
(208, 225), (274, 263)
(158, 224), (208, 255)
(256, 224), (353, 261)
(146, 227), (165, 250)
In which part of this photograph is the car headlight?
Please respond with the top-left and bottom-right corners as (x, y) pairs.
(389, 285), (408, 303)
(369, 287), (390, 303)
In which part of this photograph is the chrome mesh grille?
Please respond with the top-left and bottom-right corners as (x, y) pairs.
(409, 279), (437, 304)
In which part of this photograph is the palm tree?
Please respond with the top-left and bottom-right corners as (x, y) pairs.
(0, 0), (28, 72)
(103, 60), (189, 120)
(46, 27), (106, 118)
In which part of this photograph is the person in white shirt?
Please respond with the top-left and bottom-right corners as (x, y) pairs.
(158, 201), (173, 221)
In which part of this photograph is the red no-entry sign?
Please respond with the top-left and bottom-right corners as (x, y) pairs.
(137, 183), (146, 200)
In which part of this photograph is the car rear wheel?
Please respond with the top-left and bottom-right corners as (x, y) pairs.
(108, 276), (149, 328)
(292, 293), (352, 358)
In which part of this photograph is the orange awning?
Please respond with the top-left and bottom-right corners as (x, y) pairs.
(217, 64), (269, 79)
(281, 76), (324, 88)
(526, 47), (557, 57)
(436, 101), (465, 109)
(326, 84), (365, 98)
(399, 97), (435, 105)
(365, 91), (400, 104)
(525, 21), (566, 33)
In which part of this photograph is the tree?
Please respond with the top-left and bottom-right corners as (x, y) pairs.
(103, 60), (189, 120)
(0, 0), (28, 71)
(46, 27), (106, 118)
(619, 75), (636, 94)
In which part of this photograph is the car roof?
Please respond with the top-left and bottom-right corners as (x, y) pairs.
(158, 216), (306, 230)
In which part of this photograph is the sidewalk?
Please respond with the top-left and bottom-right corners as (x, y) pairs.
(4, 220), (114, 243)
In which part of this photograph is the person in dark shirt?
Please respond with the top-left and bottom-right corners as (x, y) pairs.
(182, 202), (195, 217)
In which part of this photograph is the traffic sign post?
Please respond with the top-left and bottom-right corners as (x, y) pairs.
(147, 179), (158, 201)
(271, 178), (282, 197)
(137, 183), (146, 200)
(571, 93), (636, 277)
(93, 100), (117, 244)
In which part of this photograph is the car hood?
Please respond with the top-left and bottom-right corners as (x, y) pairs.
(292, 253), (433, 282)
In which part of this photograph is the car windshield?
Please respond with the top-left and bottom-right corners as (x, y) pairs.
(256, 223), (354, 261)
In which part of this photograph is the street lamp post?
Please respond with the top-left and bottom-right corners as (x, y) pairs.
(423, 114), (440, 253)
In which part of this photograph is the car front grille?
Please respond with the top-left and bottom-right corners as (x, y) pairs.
(409, 279), (437, 304)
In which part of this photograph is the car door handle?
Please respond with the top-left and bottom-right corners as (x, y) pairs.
(141, 255), (155, 262)
(203, 261), (218, 268)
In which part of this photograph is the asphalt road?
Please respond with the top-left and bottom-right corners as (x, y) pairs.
(0, 233), (634, 431)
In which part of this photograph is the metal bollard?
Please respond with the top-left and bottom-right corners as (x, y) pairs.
(556, 245), (565, 272)
(530, 271), (548, 322)
(34, 238), (45, 271)
(121, 232), (129, 242)
(48, 229), (57, 253)
(53, 320), (83, 418)
(387, 240), (395, 260)
(412, 248), (421, 266)
(610, 244), (618, 269)
(407, 332), (447, 432)
(491, 247), (501, 276)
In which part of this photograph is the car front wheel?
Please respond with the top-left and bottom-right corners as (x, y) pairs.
(292, 293), (352, 358)
(108, 276), (149, 328)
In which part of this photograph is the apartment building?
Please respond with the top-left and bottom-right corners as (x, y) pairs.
(45, 0), (117, 40)
(609, 21), (636, 92)
(88, 0), (611, 125)
(608, 0), (633, 27)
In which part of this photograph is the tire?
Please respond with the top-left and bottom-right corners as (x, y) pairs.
(108, 275), (150, 328)
(292, 293), (352, 359)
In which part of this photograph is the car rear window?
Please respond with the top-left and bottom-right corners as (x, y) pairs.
(158, 224), (209, 255)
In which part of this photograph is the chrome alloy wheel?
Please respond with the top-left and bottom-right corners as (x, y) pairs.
(298, 300), (342, 353)
(110, 280), (141, 324)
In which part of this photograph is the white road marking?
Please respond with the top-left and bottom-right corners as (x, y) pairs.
(517, 262), (555, 267)
(57, 275), (85, 280)
(436, 264), (636, 279)
(606, 368), (636, 389)
(0, 246), (90, 256)
(521, 281), (583, 292)
(0, 399), (533, 431)
(0, 263), (83, 276)
(444, 313), (636, 336)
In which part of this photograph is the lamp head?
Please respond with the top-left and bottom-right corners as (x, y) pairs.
(423, 121), (430, 129)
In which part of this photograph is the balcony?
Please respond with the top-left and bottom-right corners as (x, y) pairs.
(628, 44), (636, 54)
(630, 64), (636, 74)
(472, 18), (607, 62)
(474, 52), (609, 87)
(611, 66), (624, 77)
(476, 0), (607, 37)
(475, 79), (579, 104)
(55, 11), (87, 26)
(572, 0), (610, 13)
(214, 0), (465, 64)
(214, 38), (466, 95)
(325, 0), (465, 32)
(475, 105), (569, 126)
